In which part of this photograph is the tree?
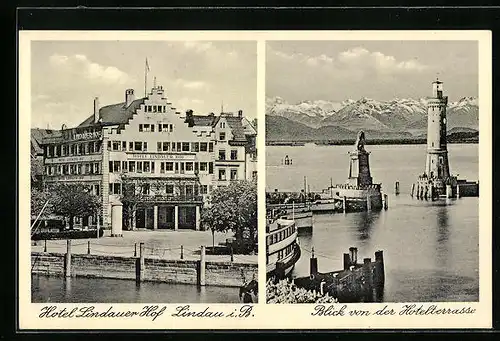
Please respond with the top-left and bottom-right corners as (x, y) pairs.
(31, 187), (53, 219)
(201, 180), (257, 253)
(266, 278), (338, 304)
(50, 183), (101, 229)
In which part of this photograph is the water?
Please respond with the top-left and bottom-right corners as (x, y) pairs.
(32, 275), (241, 303)
(267, 144), (479, 302)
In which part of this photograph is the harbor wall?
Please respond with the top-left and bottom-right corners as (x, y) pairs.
(31, 252), (257, 287)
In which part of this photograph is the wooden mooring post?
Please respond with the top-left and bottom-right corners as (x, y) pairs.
(64, 239), (72, 278)
(395, 181), (400, 195)
(310, 247), (318, 276)
(363, 258), (374, 302)
(135, 242), (145, 283)
(383, 194), (388, 210)
(373, 250), (385, 302)
(198, 245), (206, 286)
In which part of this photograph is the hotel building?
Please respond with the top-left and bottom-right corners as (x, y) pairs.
(39, 85), (257, 230)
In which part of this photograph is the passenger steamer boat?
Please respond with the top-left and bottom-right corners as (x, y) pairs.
(266, 217), (301, 279)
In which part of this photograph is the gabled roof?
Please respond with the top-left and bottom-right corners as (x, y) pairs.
(224, 116), (247, 143)
(31, 128), (56, 155)
(192, 115), (216, 126)
(78, 98), (145, 127)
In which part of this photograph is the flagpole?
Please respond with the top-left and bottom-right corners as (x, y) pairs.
(144, 58), (148, 98)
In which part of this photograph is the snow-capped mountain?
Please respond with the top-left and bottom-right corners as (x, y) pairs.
(266, 96), (479, 133)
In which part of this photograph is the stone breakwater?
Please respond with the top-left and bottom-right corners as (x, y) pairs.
(31, 252), (257, 288)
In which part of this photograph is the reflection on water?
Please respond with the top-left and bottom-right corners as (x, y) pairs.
(32, 275), (240, 303)
(268, 144), (479, 302)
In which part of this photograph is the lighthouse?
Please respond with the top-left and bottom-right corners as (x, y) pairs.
(425, 79), (451, 180)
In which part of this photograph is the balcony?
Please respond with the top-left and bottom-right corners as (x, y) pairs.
(138, 194), (204, 203)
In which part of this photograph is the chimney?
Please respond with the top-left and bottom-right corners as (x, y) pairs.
(185, 109), (194, 127)
(93, 97), (100, 124)
(125, 89), (135, 107)
(238, 110), (243, 118)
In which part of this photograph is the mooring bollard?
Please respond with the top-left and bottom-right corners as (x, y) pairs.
(383, 194), (388, 210)
(64, 239), (72, 278)
(199, 245), (206, 286)
(180, 245), (184, 259)
(87, 241), (91, 255)
(395, 181), (400, 195)
(44, 240), (47, 253)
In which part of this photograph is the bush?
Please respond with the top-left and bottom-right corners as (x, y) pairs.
(266, 278), (338, 304)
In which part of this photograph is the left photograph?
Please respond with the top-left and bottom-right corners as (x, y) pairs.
(30, 40), (258, 303)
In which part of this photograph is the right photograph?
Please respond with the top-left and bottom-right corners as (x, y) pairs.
(265, 40), (479, 304)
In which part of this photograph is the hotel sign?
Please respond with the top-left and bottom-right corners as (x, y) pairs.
(45, 154), (102, 164)
(71, 131), (102, 141)
(129, 153), (196, 161)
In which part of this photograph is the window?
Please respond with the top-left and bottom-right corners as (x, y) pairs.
(143, 124), (151, 132)
(147, 106), (152, 112)
(129, 161), (135, 172)
(171, 142), (176, 152)
(152, 105), (157, 113)
(112, 141), (120, 151)
(95, 184), (100, 196)
(169, 124), (173, 132)
(89, 143), (94, 154)
(122, 141), (127, 150)
(230, 169), (238, 180)
(220, 122), (226, 128)
(218, 150), (226, 160)
(144, 161), (150, 173)
(166, 184), (174, 194)
(113, 161), (121, 173)
(112, 183), (121, 195)
(200, 142), (208, 152)
(209, 142), (214, 152)
(160, 162), (165, 173)
(174, 162), (179, 173)
(194, 162), (199, 173)
(219, 132), (226, 141)
(176, 142), (181, 152)
(109, 161), (113, 172)
(185, 162), (193, 171)
(134, 142), (142, 151)
(182, 143), (190, 152)
(200, 185), (208, 194)
(139, 124), (143, 132)
(192, 142), (199, 152)
(185, 185), (194, 196)
(151, 124), (155, 132)
(77, 164), (82, 174)
(162, 142), (169, 151)
(165, 162), (173, 171)
(142, 183), (150, 195)
(219, 169), (226, 181)
(200, 162), (207, 172)
(180, 162), (185, 174)
(231, 150), (238, 160)
(209, 162), (214, 174)
(158, 124), (162, 132)
(94, 163), (100, 174)
(122, 161), (128, 172)
(137, 162), (143, 173)
(129, 142), (133, 151)
(143, 142), (148, 151)
(157, 142), (162, 151)
(151, 161), (155, 173)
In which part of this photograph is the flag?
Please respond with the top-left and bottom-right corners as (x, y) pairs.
(146, 58), (150, 72)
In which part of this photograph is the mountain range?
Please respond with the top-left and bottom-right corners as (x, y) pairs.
(266, 96), (479, 141)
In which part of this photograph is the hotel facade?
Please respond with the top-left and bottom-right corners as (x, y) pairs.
(40, 85), (257, 231)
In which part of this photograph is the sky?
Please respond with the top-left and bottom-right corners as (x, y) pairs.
(31, 41), (256, 129)
(266, 40), (479, 103)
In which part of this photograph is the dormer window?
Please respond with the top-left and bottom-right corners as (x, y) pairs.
(220, 122), (226, 128)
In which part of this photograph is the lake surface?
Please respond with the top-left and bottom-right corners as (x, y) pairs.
(267, 144), (479, 302)
(32, 275), (241, 303)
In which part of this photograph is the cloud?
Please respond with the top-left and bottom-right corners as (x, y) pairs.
(173, 78), (210, 90)
(269, 45), (427, 76)
(48, 53), (131, 84)
(176, 97), (205, 112)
